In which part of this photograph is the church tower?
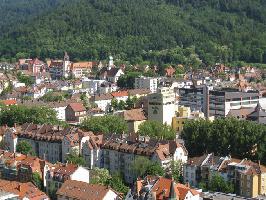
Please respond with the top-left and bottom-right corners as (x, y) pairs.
(63, 52), (70, 78)
(108, 55), (114, 70)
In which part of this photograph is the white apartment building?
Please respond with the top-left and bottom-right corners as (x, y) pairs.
(134, 77), (158, 93)
(148, 87), (177, 125)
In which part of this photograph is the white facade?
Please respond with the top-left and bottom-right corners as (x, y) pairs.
(103, 190), (118, 200)
(135, 77), (158, 93)
(148, 87), (177, 125)
(82, 79), (105, 95)
(94, 99), (112, 112)
(53, 106), (66, 121)
(70, 167), (90, 183)
(174, 146), (188, 163)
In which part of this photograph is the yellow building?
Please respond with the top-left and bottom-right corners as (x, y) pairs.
(238, 162), (266, 198)
(172, 106), (204, 133)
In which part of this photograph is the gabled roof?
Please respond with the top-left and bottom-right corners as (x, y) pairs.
(56, 180), (119, 200)
(0, 180), (48, 199)
(68, 103), (86, 112)
(118, 108), (147, 121)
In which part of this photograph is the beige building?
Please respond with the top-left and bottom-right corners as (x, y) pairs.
(115, 108), (147, 133)
(148, 87), (177, 125)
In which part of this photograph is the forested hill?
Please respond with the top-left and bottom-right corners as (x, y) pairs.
(1, 0), (266, 66)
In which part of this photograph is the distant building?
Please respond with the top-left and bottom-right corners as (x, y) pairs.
(148, 87), (177, 125)
(178, 85), (209, 117)
(209, 89), (260, 117)
(134, 77), (158, 93)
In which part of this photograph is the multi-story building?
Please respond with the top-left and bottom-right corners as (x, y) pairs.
(172, 106), (205, 134)
(209, 88), (260, 117)
(178, 85), (209, 116)
(101, 138), (188, 184)
(134, 77), (158, 93)
(148, 87), (177, 125)
(4, 123), (92, 163)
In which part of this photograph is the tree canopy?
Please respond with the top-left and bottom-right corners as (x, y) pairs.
(131, 156), (164, 178)
(0, 105), (60, 126)
(138, 120), (176, 140)
(181, 118), (266, 165)
(81, 115), (127, 134)
(1, 0), (266, 67)
(16, 140), (33, 155)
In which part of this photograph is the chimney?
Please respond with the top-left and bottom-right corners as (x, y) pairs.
(14, 123), (16, 128)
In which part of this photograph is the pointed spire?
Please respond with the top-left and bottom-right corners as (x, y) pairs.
(64, 52), (69, 61)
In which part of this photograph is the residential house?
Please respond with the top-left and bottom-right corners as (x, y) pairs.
(82, 134), (104, 169)
(57, 180), (121, 200)
(91, 93), (113, 112)
(115, 108), (147, 133)
(111, 90), (129, 102)
(0, 180), (49, 200)
(65, 103), (87, 124)
(44, 163), (90, 194)
(99, 67), (124, 83)
(127, 176), (200, 200)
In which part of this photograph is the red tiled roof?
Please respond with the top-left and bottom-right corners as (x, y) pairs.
(57, 180), (118, 200)
(68, 103), (86, 112)
(2, 99), (17, 106)
(111, 91), (128, 97)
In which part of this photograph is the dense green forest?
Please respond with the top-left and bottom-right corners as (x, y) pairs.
(1, 0), (266, 66)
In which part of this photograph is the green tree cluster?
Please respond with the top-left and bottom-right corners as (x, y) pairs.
(65, 149), (86, 166)
(16, 140), (34, 155)
(138, 120), (176, 140)
(81, 115), (127, 134)
(111, 96), (138, 111)
(131, 156), (164, 178)
(199, 174), (234, 193)
(90, 168), (129, 195)
(1, 0), (266, 66)
(17, 72), (34, 86)
(181, 118), (266, 164)
(117, 72), (141, 89)
(0, 105), (60, 126)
